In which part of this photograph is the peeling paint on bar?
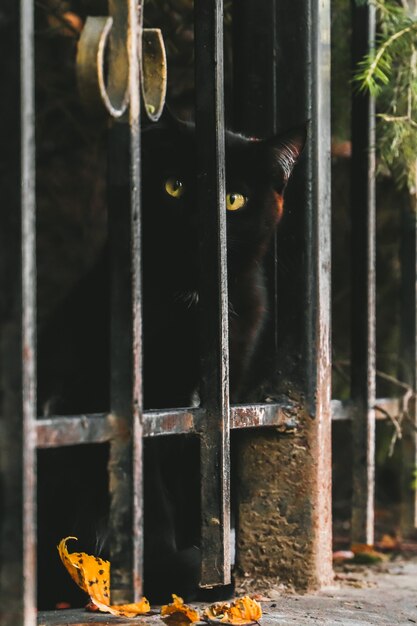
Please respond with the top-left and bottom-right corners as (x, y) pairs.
(1, 2), (37, 624)
(36, 397), (404, 449)
(194, 0), (231, 587)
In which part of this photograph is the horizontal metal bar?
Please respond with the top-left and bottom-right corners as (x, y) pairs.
(144, 401), (299, 434)
(36, 397), (402, 448)
(36, 414), (115, 448)
(331, 397), (400, 421)
(231, 401), (299, 430)
(36, 401), (299, 447)
(143, 408), (201, 436)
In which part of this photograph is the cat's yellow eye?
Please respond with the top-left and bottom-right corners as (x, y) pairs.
(165, 177), (185, 198)
(226, 193), (247, 211)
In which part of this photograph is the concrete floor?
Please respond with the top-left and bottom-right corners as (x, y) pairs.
(38, 559), (417, 626)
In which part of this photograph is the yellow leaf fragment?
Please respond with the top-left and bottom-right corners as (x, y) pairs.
(204, 596), (262, 625)
(351, 543), (386, 561)
(47, 11), (83, 36)
(57, 536), (150, 617)
(161, 594), (201, 624)
(379, 534), (397, 549)
(90, 597), (151, 618)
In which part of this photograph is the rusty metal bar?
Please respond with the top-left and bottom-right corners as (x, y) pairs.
(350, 0), (376, 546)
(0, 1), (37, 625)
(194, 0), (230, 587)
(35, 397), (400, 448)
(399, 198), (417, 537)
(36, 401), (301, 447)
(107, 0), (143, 604)
(235, 0), (333, 589)
(303, 0), (333, 584)
(36, 414), (115, 448)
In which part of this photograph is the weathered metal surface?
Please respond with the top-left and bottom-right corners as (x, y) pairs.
(77, 10), (166, 121)
(77, 16), (124, 117)
(21, 0), (37, 620)
(143, 403), (300, 436)
(76, 0), (130, 119)
(235, 0), (333, 590)
(350, 0), (376, 546)
(36, 414), (114, 448)
(106, 0), (143, 604)
(237, 422), (323, 589)
(298, 0), (332, 587)
(231, 402), (298, 431)
(143, 409), (200, 436)
(140, 28), (167, 121)
(35, 398), (401, 449)
(35, 402), (300, 447)
(399, 198), (417, 537)
(0, 2), (37, 625)
(194, 0), (231, 587)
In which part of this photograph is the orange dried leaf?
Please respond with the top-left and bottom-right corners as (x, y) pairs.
(351, 543), (374, 554)
(351, 543), (385, 563)
(379, 534), (397, 549)
(47, 11), (83, 36)
(89, 597), (151, 618)
(58, 537), (111, 605)
(204, 596), (262, 625)
(58, 537), (150, 617)
(161, 594), (201, 624)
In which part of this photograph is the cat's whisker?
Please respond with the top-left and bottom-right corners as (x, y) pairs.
(173, 289), (199, 308)
(228, 300), (238, 318)
(187, 290), (199, 308)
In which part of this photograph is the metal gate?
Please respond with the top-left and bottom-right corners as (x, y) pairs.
(4, 1), (415, 626)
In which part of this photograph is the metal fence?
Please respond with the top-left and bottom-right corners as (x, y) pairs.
(1, 1), (416, 625)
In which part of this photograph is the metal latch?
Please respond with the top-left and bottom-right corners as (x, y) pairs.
(76, 2), (167, 121)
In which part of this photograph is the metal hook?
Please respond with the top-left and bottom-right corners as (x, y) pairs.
(76, 6), (167, 121)
(141, 28), (167, 122)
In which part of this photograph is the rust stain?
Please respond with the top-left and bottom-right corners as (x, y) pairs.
(22, 342), (32, 362)
(273, 191), (284, 221)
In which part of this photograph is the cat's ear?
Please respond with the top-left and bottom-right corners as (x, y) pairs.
(262, 125), (307, 191)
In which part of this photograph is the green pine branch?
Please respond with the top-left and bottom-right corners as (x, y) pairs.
(354, 0), (417, 193)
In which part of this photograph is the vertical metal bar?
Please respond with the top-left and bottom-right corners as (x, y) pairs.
(194, 0), (231, 587)
(236, 0), (333, 589)
(350, 0), (376, 546)
(399, 199), (417, 537)
(21, 0), (37, 617)
(0, 1), (37, 624)
(305, 0), (333, 584)
(108, 0), (143, 603)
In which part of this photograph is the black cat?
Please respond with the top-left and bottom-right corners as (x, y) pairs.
(141, 113), (305, 407)
(36, 112), (305, 607)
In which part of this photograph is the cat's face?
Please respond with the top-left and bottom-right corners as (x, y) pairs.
(141, 115), (305, 295)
